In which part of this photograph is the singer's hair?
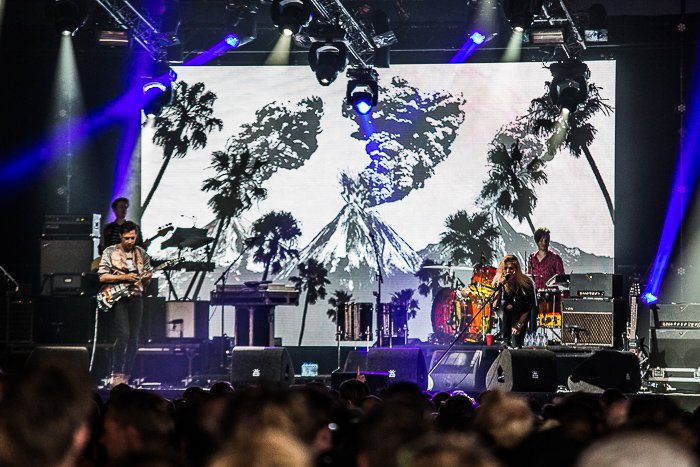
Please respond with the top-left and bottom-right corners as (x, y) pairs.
(493, 255), (534, 294)
(533, 227), (550, 244)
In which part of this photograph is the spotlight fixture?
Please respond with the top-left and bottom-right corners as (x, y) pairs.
(45, 0), (89, 36)
(270, 0), (312, 37)
(142, 65), (177, 119)
(227, 5), (258, 47)
(503, 0), (544, 31)
(549, 59), (590, 112)
(346, 68), (379, 115)
(309, 42), (348, 86)
(308, 24), (347, 86)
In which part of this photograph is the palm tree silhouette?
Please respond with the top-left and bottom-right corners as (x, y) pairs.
(440, 210), (501, 266)
(414, 259), (447, 299)
(526, 82), (614, 222)
(291, 258), (331, 346)
(391, 288), (420, 319)
(249, 211), (302, 281)
(201, 148), (268, 263)
(143, 81), (223, 213)
(480, 141), (547, 233)
(326, 289), (354, 322)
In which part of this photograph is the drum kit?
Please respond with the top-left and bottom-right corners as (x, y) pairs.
(429, 264), (497, 344)
(429, 265), (569, 345)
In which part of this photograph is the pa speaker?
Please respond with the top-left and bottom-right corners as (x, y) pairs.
(485, 349), (558, 392)
(27, 346), (89, 370)
(567, 350), (641, 393)
(230, 347), (295, 388)
(39, 238), (98, 295)
(367, 347), (428, 390)
(429, 349), (485, 392)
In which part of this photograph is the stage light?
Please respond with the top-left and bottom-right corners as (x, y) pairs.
(270, 0), (311, 36)
(45, 0), (88, 36)
(142, 65), (177, 119)
(641, 292), (658, 305)
(227, 5), (258, 47)
(549, 59), (590, 112)
(225, 34), (240, 48)
(470, 31), (486, 45)
(308, 25), (347, 86)
(503, 0), (543, 31)
(449, 30), (487, 63)
(346, 68), (379, 115)
(309, 42), (348, 85)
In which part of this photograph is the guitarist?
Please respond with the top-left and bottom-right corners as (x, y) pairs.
(99, 197), (150, 254)
(98, 221), (152, 387)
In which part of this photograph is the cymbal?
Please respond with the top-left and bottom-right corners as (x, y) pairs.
(422, 265), (474, 271)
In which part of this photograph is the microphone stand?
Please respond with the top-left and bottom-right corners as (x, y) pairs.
(212, 237), (256, 371)
(369, 233), (384, 347)
(428, 280), (505, 376)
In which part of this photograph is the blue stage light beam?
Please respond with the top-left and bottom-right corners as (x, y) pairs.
(449, 31), (486, 64)
(183, 34), (240, 67)
(643, 51), (700, 304)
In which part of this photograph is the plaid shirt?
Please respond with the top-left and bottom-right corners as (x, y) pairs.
(527, 250), (565, 290)
(98, 244), (151, 295)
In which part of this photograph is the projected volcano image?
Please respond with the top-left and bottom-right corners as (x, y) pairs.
(141, 62), (615, 345)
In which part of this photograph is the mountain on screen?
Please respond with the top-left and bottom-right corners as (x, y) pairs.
(276, 201), (422, 291)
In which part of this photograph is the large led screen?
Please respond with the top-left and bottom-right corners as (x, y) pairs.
(140, 61), (616, 346)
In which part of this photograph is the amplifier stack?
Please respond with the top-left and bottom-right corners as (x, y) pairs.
(561, 273), (625, 348)
(40, 214), (101, 296)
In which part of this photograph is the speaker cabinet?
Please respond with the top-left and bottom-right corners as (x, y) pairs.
(0, 296), (34, 343)
(230, 347), (295, 388)
(429, 349), (486, 392)
(39, 238), (98, 295)
(561, 299), (626, 347)
(27, 346), (90, 370)
(649, 328), (700, 368)
(485, 349), (558, 392)
(367, 347), (428, 390)
(649, 303), (700, 368)
(567, 350), (641, 393)
(34, 296), (101, 345)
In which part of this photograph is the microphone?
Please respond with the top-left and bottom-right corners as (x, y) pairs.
(168, 319), (184, 325)
(564, 324), (583, 331)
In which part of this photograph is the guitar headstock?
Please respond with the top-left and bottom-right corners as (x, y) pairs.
(157, 223), (174, 237)
(630, 282), (641, 297)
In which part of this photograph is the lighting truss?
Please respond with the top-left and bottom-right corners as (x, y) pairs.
(94, 0), (178, 61)
(534, 0), (587, 59)
(308, 0), (375, 67)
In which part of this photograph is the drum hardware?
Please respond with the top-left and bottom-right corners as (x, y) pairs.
(429, 280), (504, 378)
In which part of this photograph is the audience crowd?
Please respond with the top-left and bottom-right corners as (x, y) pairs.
(0, 354), (698, 467)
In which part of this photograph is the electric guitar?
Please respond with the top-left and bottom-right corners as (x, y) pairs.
(91, 223), (174, 271)
(96, 257), (183, 312)
(623, 282), (641, 353)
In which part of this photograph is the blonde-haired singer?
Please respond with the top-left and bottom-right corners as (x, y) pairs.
(492, 254), (536, 348)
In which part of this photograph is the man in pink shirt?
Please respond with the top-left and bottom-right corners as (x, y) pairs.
(527, 227), (565, 290)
